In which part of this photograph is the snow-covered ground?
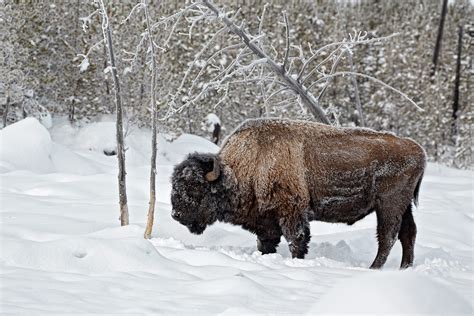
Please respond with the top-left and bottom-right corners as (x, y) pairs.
(0, 118), (472, 315)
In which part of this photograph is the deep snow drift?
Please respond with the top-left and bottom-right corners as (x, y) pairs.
(0, 118), (472, 315)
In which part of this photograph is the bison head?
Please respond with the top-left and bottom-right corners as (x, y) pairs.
(171, 153), (223, 235)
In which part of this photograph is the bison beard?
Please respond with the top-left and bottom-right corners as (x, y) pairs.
(171, 119), (426, 269)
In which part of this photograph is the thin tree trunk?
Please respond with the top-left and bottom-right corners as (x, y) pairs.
(144, 0), (159, 239)
(347, 52), (365, 127)
(452, 25), (463, 138)
(201, 0), (330, 125)
(3, 94), (10, 127)
(69, 98), (76, 122)
(69, 0), (80, 124)
(100, 0), (129, 226)
(103, 43), (112, 112)
(69, 78), (80, 123)
(431, 0), (448, 76)
(452, 25), (463, 119)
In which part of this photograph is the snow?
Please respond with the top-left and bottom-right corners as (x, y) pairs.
(204, 113), (221, 133)
(0, 118), (54, 173)
(0, 118), (473, 315)
(206, 113), (221, 126)
(78, 56), (90, 73)
(311, 270), (472, 314)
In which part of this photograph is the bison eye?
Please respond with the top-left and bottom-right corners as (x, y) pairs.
(171, 210), (182, 220)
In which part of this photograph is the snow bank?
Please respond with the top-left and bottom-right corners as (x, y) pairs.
(0, 118), (102, 175)
(310, 271), (472, 314)
(159, 133), (219, 164)
(0, 118), (55, 173)
(49, 117), (219, 167)
(0, 118), (220, 175)
(74, 121), (117, 154)
(50, 143), (102, 175)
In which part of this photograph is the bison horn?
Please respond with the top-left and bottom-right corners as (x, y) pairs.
(205, 157), (220, 182)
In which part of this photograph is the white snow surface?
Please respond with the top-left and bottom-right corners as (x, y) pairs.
(206, 113), (221, 126)
(0, 118), (472, 315)
(204, 113), (221, 133)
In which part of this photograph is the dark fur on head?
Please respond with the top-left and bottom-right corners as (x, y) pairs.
(171, 152), (237, 235)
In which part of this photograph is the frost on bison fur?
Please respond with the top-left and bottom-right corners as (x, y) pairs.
(171, 119), (426, 269)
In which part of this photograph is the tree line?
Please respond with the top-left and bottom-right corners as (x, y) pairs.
(1, 0), (472, 230)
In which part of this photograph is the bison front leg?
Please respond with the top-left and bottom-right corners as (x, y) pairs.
(279, 215), (311, 259)
(256, 222), (282, 255)
(257, 236), (281, 255)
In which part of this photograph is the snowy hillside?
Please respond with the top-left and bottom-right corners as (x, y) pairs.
(0, 118), (472, 315)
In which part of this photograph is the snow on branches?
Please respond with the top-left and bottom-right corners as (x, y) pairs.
(147, 0), (422, 125)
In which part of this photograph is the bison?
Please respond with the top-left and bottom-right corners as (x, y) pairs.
(171, 119), (426, 269)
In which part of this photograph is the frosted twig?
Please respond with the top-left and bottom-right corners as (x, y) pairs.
(121, 3), (143, 24)
(307, 71), (423, 111)
(201, 0), (330, 124)
(187, 9), (213, 40)
(267, 87), (291, 101)
(77, 39), (105, 68)
(282, 11), (290, 71)
(213, 84), (229, 109)
(163, 6), (191, 47)
(121, 31), (147, 66)
(258, 4), (267, 36)
(273, 98), (294, 108)
(297, 32), (399, 81)
(178, 26), (228, 93)
(292, 44), (305, 62)
(207, 46), (249, 85)
(189, 43), (245, 93)
(317, 48), (346, 104)
(179, 7), (244, 95)
(302, 44), (343, 84)
(257, 3), (268, 53)
(346, 50), (365, 126)
(150, 2), (201, 48)
(80, 9), (100, 32)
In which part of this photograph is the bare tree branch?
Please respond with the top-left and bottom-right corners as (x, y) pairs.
(307, 71), (423, 112)
(297, 33), (399, 82)
(317, 48), (345, 105)
(346, 50), (365, 127)
(201, 0), (330, 124)
(282, 11), (290, 71)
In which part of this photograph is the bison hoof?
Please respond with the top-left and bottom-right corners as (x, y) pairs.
(257, 238), (279, 255)
(400, 262), (413, 269)
(289, 243), (308, 259)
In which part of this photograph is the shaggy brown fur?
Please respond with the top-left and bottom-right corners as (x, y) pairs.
(171, 118), (426, 269)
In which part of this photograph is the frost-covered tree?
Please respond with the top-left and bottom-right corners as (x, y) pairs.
(141, 0), (160, 239)
(4, 0), (472, 168)
(90, 0), (130, 226)
(0, 2), (48, 127)
(157, 0), (421, 132)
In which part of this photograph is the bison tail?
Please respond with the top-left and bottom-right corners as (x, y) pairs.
(413, 172), (423, 208)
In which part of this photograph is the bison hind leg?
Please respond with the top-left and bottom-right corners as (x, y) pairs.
(370, 205), (404, 269)
(399, 204), (417, 269)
